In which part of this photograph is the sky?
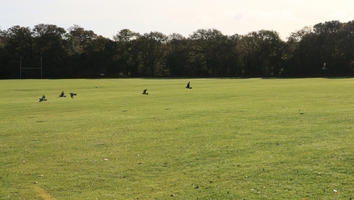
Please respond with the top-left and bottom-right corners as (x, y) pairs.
(1, 0), (353, 40)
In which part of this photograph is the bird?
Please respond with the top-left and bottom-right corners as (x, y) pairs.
(39, 95), (47, 102)
(70, 92), (77, 98)
(186, 81), (192, 89)
(142, 89), (148, 95)
(59, 91), (66, 97)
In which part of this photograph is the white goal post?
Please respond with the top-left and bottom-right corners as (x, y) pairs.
(19, 56), (43, 79)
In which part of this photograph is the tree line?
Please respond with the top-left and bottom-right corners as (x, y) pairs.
(0, 20), (353, 78)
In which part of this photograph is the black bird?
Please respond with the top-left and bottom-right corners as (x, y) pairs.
(142, 89), (148, 95)
(59, 91), (66, 97)
(39, 95), (47, 102)
(186, 81), (192, 89)
(70, 92), (77, 98)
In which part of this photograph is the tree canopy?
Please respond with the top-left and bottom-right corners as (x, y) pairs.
(1, 20), (353, 78)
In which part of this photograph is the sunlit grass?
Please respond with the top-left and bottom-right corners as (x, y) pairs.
(0, 78), (353, 199)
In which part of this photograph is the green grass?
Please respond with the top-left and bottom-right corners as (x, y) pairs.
(0, 78), (353, 200)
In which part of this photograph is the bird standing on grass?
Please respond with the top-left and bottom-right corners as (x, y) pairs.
(59, 91), (66, 97)
(70, 92), (77, 98)
(186, 81), (192, 89)
(142, 89), (148, 95)
(39, 95), (47, 102)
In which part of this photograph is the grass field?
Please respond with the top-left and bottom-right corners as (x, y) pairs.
(0, 78), (353, 200)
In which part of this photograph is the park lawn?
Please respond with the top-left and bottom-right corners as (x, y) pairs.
(0, 78), (353, 200)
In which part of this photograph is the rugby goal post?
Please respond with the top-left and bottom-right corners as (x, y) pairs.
(19, 56), (43, 79)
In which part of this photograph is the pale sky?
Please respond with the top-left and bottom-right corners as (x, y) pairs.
(1, 0), (353, 40)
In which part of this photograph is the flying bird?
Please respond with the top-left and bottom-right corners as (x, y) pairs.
(39, 95), (47, 102)
(186, 81), (192, 89)
(70, 92), (77, 98)
(142, 89), (148, 95)
(59, 91), (66, 97)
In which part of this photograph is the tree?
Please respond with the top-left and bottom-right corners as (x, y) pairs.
(67, 25), (97, 55)
(83, 36), (118, 77)
(237, 30), (284, 76)
(287, 21), (354, 76)
(1, 26), (34, 78)
(0, 29), (9, 78)
(135, 32), (168, 76)
(188, 29), (238, 76)
(113, 29), (140, 76)
(1, 20), (353, 78)
(64, 25), (98, 76)
(113, 29), (139, 42)
(165, 33), (189, 76)
(32, 24), (68, 77)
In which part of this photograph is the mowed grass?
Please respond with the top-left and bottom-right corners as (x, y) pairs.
(0, 78), (353, 200)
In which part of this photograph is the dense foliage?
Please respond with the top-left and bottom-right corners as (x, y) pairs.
(0, 20), (353, 78)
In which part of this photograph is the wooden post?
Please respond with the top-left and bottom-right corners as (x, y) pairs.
(20, 56), (22, 79)
(40, 56), (43, 79)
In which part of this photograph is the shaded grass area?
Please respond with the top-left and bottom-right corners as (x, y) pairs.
(0, 78), (353, 199)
